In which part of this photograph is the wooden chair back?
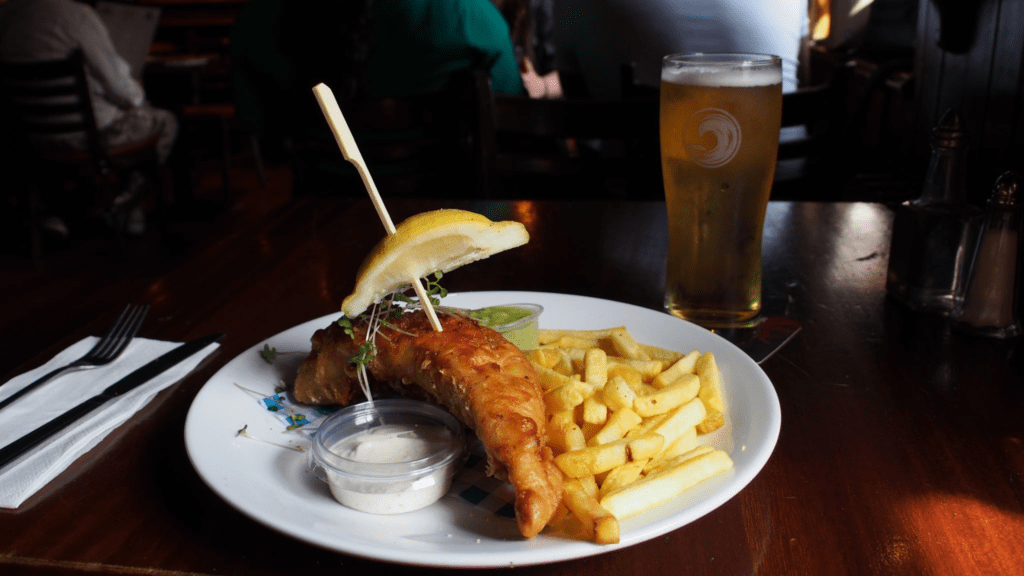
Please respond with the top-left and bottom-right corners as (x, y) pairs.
(0, 50), (109, 175)
(1, 49), (160, 263)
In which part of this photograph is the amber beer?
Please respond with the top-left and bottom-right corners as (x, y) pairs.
(661, 53), (782, 328)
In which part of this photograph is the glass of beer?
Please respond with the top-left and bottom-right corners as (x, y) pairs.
(660, 53), (783, 329)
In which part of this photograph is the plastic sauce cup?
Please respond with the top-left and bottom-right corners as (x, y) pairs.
(308, 399), (467, 514)
(447, 303), (543, 350)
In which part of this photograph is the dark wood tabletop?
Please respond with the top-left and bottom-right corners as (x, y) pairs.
(1, 198), (1022, 575)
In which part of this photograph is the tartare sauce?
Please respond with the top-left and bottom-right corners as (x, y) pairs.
(335, 424), (454, 464)
(325, 423), (458, 514)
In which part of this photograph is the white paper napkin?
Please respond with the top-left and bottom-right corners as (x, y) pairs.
(0, 336), (219, 508)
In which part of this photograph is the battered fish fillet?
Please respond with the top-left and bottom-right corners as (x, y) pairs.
(293, 311), (564, 538)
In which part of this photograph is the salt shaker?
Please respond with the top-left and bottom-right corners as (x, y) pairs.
(951, 172), (1022, 338)
(887, 109), (980, 313)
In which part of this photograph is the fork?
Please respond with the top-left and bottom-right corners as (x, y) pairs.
(0, 304), (149, 412)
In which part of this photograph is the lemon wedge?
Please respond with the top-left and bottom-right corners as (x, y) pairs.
(341, 209), (529, 317)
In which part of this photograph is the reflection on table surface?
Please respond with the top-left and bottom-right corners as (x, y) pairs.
(1, 199), (1021, 576)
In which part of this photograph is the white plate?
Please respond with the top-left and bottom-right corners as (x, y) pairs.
(184, 291), (780, 568)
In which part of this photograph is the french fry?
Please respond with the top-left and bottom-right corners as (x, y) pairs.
(555, 336), (602, 350)
(639, 343), (686, 363)
(548, 501), (570, 526)
(626, 432), (664, 461)
(608, 358), (666, 382)
(633, 373), (700, 417)
(583, 348), (608, 387)
(581, 396), (608, 425)
(650, 397), (707, 451)
(579, 420), (604, 442)
(694, 352), (725, 413)
(696, 409), (726, 434)
(532, 362), (577, 391)
(594, 514), (620, 544)
(551, 348), (576, 376)
(555, 433), (663, 477)
(588, 407), (642, 446)
(644, 437), (706, 474)
(559, 347), (663, 380)
(626, 411), (669, 438)
(602, 375), (638, 411)
(636, 383), (659, 397)
(549, 422), (587, 453)
(547, 409), (575, 431)
(651, 350), (700, 389)
(544, 379), (594, 412)
(556, 443), (628, 478)
(608, 329), (651, 361)
(539, 327), (628, 345)
(600, 459), (648, 497)
(577, 475), (600, 499)
(563, 479), (620, 545)
(527, 347), (561, 369)
(607, 364), (644, 391)
(600, 449), (734, 519)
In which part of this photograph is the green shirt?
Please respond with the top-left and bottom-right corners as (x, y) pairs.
(232, 0), (524, 139)
(368, 0), (524, 98)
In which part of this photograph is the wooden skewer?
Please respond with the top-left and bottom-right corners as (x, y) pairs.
(312, 83), (443, 332)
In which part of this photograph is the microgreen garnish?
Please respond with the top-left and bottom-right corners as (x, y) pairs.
(260, 344), (277, 363)
(392, 271), (447, 311)
(259, 345), (304, 365)
(236, 424), (305, 452)
(286, 414), (309, 430)
(349, 340), (376, 368)
(337, 273), (447, 401)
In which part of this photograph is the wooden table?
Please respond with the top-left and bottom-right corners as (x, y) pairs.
(2, 199), (1022, 575)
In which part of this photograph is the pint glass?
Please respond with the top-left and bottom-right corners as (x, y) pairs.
(660, 53), (782, 329)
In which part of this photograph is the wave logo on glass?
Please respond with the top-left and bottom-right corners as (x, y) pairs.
(683, 108), (741, 168)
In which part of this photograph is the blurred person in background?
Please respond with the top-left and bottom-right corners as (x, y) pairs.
(554, 0), (808, 99)
(0, 0), (178, 164)
(232, 0), (525, 196)
(0, 0), (178, 235)
(492, 0), (562, 98)
(233, 0), (525, 151)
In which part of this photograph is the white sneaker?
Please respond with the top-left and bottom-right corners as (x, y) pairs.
(113, 171), (147, 208)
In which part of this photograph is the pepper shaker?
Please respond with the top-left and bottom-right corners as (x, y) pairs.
(951, 172), (1022, 338)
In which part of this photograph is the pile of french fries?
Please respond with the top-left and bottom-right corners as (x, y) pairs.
(530, 326), (734, 545)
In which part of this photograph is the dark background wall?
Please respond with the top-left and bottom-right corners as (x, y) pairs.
(913, 0), (1023, 206)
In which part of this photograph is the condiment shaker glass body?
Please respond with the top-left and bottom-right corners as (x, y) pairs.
(951, 172), (1022, 338)
(887, 109), (981, 314)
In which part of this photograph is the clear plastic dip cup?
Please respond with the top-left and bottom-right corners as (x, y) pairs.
(308, 399), (467, 514)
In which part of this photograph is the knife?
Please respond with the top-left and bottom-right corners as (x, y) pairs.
(0, 333), (224, 470)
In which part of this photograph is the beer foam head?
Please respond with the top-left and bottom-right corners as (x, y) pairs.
(662, 54), (782, 87)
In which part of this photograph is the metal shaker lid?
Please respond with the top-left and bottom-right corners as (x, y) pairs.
(987, 171), (1020, 208)
(931, 108), (967, 149)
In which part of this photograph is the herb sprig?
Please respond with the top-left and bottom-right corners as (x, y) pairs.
(338, 272), (447, 396)
(259, 345), (304, 365)
(236, 424), (305, 452)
